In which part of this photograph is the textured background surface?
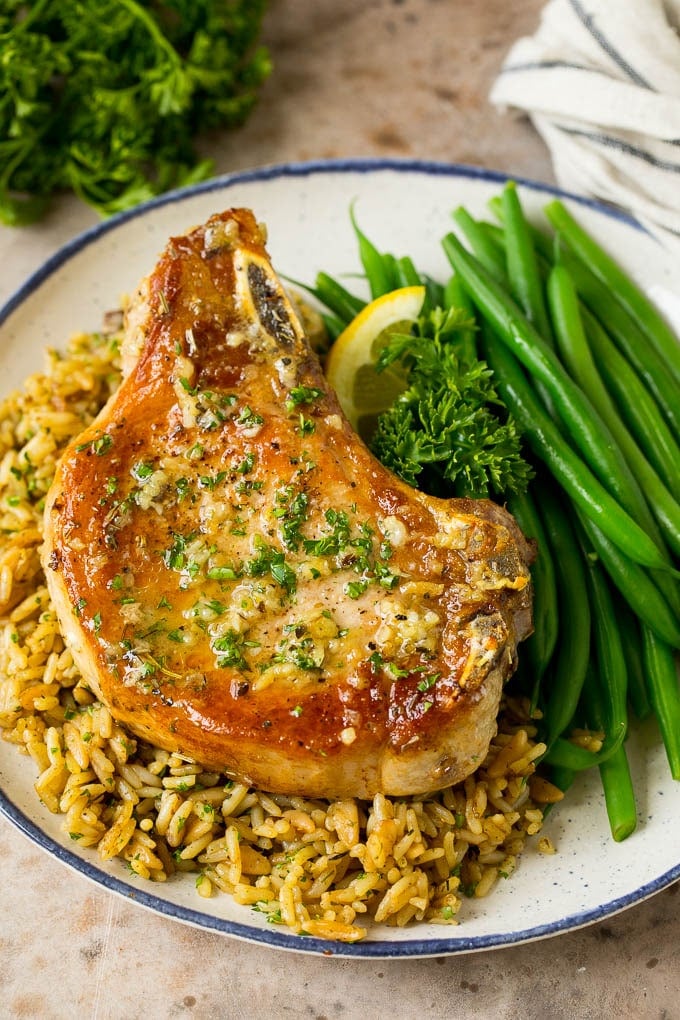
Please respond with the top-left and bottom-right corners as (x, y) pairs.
(1, 2), (679, 1016)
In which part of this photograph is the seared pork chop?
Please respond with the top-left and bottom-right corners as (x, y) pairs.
(42, 209), (533, 799)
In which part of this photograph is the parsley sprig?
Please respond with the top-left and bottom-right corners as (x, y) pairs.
(370, 307), (533, 499)
(0, 0), (271, 224)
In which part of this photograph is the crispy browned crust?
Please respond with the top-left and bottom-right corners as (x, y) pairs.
(42, 209), (533, 799)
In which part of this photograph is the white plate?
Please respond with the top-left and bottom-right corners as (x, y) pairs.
(1, 158), (679, 959)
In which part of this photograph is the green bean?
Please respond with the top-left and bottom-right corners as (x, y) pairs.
(395, 255), (422, 288)
(509, 239), (680, 545)
(472, 208), (557, 416)
(596, 746), (638, 842)
(544, 199), (680, 388)
(642, 626), (680, 780)
(554, 246), (680, 443)
(581, 554), (628, 750)
(483, 330), (676, 576)
(548, 766), (576, 796)
(566, 567), (633, 835)
(312, 271), (366, 325)
(542, 673), (626, 774)
(443, 272), (470, 313)
(442, 232), (672, 569)
(577, 511), (680, 648)
(442, 274), (477, 363)
(579, 657), (635, 842)
(395, 257), (446, 317)
(543, 734), (626, 771)
(544, 738), (599, 771)
(319, 311), (345, 342)
(616, 603), (651, 722)
(501, 181), (554, 345)
(533, 480), (591, 749)
(451, 207), (507, 282)
(422, 274), (445, 312)
(382, 253), (401, 291)
(349, 207), (400, 299)
(582, 306), (680, 503)
(507, 487), (559, 706)
(480, 219), (680, 516)
(547, 263), (680, 610)
(555, 289), (680, 558)
(491, 191), (559, 418)
(499, 216), (680, 441)
(477, 218), (506, 251)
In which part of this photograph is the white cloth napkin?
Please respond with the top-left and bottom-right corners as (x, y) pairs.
(490, 0), (680, 256)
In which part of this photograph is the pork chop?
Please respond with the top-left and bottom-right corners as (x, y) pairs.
(42, 209), (533, 800)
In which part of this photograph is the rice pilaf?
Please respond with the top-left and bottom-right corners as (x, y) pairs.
(0, 325), (558, 943)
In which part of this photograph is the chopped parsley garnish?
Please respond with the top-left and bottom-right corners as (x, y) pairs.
(132, 461), (154, 481)
(273, 487), (309, 551)
(236, 406), (264, 428)
(174, 478), (189, 502)
(236, 452), (255, 475)
(199, 471), (228, 491)
(235, 478), (264, 495)
(212, 630), (249, 671)
(417, 672), (440, 692)
(163, 531), (197, 571)
(207, 565), (241, 582)
(76, 433), (113, 456)
(269, 557), (297, 593)
(296, 413), (316, 436)
(286, 385), (323, 410)
(244, 538), (297, 595)
(386, 662), (410, 679)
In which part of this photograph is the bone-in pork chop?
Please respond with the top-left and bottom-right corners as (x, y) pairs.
(42, 209), (533, 799)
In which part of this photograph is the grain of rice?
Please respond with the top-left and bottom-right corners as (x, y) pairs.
(97, 805), (136, 859)
(257, 791), (283, 817)
(166, 799), (195, 848)
(179, 832), (216, 861)
(221, 782), (250, 817)
(474, 866), (499, 898)
(0, 326), (553, 942)
(529, 775), (565, 805)
(154, 791), (182, 836)
(195, 873), (213, 897)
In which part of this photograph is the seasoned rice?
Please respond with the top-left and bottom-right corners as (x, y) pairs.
(0, 326), (559, 943)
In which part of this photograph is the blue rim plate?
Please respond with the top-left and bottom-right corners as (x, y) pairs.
(1, 158), (679, 959)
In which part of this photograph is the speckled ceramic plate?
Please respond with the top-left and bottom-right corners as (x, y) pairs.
(1, 159), (679, 959)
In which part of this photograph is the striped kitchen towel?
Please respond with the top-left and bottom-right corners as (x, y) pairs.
(490, 0), (680, 255)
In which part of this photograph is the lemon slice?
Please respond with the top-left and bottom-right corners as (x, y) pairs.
(325, 285), (426, 440)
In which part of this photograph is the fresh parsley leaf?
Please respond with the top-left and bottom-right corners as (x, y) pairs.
(0, 1), (271, 224)
(370, 307), (533, 499)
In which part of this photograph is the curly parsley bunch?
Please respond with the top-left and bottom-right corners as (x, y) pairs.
(0, 0), (271, 224)
(370, 306), (534, 500)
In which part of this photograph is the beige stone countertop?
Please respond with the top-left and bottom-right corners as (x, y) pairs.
(1, 2), (678, 1017)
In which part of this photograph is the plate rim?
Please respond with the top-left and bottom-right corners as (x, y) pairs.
(4, 776), (679, 959)
(0, 155), (643, 331)
(0, 156), (674, 960)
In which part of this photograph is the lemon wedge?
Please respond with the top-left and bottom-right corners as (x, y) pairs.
(325, 285), (426, 440)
